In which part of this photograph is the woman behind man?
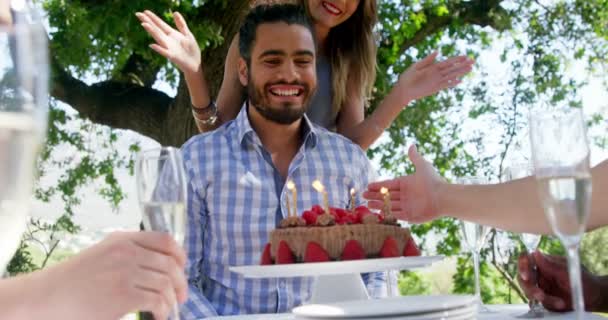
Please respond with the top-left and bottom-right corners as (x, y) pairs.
(137, 0), (474, 149)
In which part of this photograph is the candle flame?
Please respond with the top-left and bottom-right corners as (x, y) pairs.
(380, 187), (388, 195)
(312, 180), (325, 192)
(287, 180), (296, 190)
(350, 188), (356, 196)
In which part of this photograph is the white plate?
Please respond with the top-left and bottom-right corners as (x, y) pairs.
(230, 256), (444, 278)
(294, 309), (477, 320)
(292, 295), (477, 319)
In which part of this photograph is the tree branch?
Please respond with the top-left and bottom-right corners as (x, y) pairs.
(397, 0), (512, 55)
(491, 260), (528, 302)
(50, 51), (173, 144)
(115, 52), (161, 87)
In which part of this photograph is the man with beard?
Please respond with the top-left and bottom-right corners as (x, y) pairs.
(180, 4), (386, 319)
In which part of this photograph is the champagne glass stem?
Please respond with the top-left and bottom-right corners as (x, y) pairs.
(386, 270), (393, 297)
(566, 245), (585, 320)
(473, 251), (482, 304)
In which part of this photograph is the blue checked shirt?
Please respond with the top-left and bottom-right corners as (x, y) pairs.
(180, 106), (387, 319)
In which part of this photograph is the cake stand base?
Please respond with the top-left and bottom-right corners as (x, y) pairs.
(308, 273), (369, 304)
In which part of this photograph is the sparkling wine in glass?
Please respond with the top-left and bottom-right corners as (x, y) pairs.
(0, 15), (49, 275)
(504, 164), (545, 318)
(136, 147), (187, 319)
(458, 177), (491, 313)
(530, 108), (591, 320)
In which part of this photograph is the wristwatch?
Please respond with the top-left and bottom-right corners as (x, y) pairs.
(192, 100), (218, 126)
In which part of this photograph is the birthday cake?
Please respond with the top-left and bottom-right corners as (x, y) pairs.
(260, 204), (420, 264)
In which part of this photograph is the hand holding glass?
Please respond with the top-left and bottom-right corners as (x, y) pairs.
(136, 147), (187, 319)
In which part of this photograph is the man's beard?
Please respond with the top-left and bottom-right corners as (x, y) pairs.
(248, 76), (315, 125)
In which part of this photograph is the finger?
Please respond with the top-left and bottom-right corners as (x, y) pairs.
(135, 12), (151, 24)
(541, 294), (568, 312)
(436, 79), (462, 91)
(134, 249), (187, 302)
(149, 44), (173, 60)
(440, 64), (473, 79)
(517, 273), (546, 301)
(134, 285), (171, 320)
(415, 51), (439, 69)
(534, 251), (567, 281)
(517, 253), (532, 281)
(173, 12), (191, 35)
(541, 252), (567, 265)
(141, 22), (169, 48)
(133, 232), (187, 267)
(434, 56), (473, 71)
(362, 190), (402, 201)
(144, 10), (175, 35)
(408, 144), (426, 168)
(134, 267), (177, 306)
(367, 178), (401, 192)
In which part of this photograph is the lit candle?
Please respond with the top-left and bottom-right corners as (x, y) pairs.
(285, 192), (291, 217)
(286, 180), (297, 217)
(350, 188), (356, 212)
(312, 180), (329, 215)
(381, 187), (391, 216)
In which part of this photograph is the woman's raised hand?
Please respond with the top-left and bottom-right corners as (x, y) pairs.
(136, 10), (202, 75)
(394, 51), (474, 104)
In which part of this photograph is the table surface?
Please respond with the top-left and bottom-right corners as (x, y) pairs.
(206, 304), (605, 319)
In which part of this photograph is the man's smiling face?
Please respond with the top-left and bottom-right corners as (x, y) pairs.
(243, 22), (317, 125)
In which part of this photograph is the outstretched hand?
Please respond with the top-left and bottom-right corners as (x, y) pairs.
(363, 145), (446, 223)
(394, 52), (474, 104)
(136, 10), (201, 75)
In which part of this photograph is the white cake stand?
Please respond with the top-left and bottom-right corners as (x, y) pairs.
(230, 256), (444, 304)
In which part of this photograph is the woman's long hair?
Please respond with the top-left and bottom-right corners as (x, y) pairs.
(302, 0), (377, 115)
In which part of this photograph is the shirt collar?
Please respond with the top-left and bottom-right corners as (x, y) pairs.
(232, 103), (318, 149)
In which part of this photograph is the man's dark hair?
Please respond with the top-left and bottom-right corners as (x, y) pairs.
(239, 4), (314, 65)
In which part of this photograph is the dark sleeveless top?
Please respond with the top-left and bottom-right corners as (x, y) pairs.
(306, 55), (336, 131)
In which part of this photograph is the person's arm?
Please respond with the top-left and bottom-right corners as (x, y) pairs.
(337, 52), (474, 150)
(439, 158), (608, 233)
(0, 232), (187, 320)
(180, 170), (218, 319)
(364, 145), (608, 234)
(136, 11), (245, 132)
(211, 35), (247, 128)
(0, 0), (10, 25)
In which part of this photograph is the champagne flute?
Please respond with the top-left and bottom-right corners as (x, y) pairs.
(529, 108), (591, 320)
(136, 147), (187, 319)
(458, 177), (491, 313)
(504, 164), (545, 318)
(0, 14), (48, 275)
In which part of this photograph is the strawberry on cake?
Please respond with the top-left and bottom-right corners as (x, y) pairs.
(261, 205), (420, 265)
